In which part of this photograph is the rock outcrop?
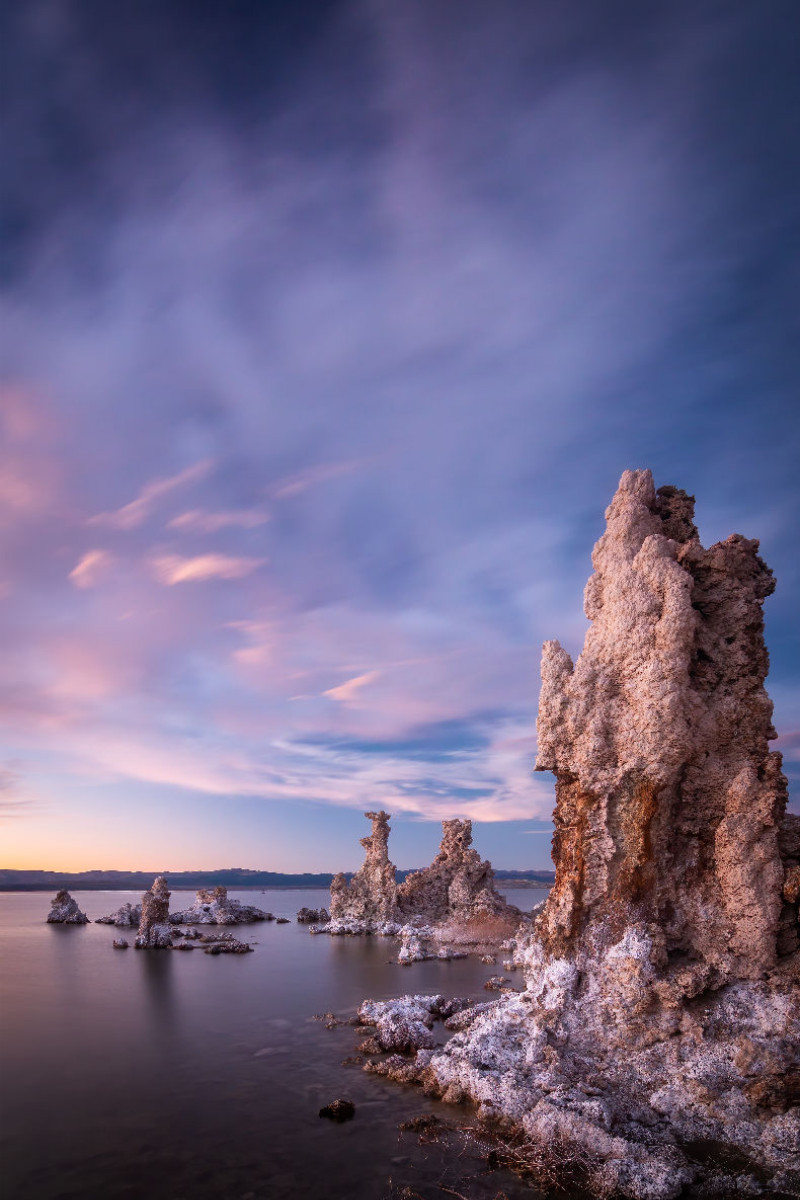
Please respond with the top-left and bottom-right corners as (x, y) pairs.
(169, 886), (271, 925)
(358, 995), (473, 1053)
(135, 875), (173, 948)
(384, 471), (799, 1198)
(296, 905), (330, 924)
(329, 811), (399, 932)
(397, 819), (513, 921)
(96, 902), (141, 926)
(46, 889), (89, 924)
(327, 812), (517, 936)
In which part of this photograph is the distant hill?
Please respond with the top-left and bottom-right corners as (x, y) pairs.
(0, 866), (555, 891)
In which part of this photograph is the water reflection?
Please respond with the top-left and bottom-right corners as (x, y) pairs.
(138, 946), (176, 1028)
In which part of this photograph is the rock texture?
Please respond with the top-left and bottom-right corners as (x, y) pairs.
(296, 906), (329, 924)
(46, 889), (89, 924)
(327, 812), (516, 936)
(388, 471), (799, 1198)
(169, 886), (271, 925)
(357, 995), (473, 1053)
(329, 811), (399, 932)
(397, 819), (511, 921)
(96, 902), (141, 926)
(135, 875), (173, 948)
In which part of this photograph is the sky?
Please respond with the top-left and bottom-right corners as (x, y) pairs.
(0, 0), (798, 872)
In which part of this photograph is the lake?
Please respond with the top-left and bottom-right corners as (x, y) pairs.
(0, 887), (555, 1200)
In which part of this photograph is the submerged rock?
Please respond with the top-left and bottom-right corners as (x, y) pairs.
(380, 471), (800, 1198)
(329, 810), (399, 932)
(169, 886), (271, 925)
(318, 1098), (355, 1122)
(112, 938), (129, 949)
(134, 876), (173, 948)
(46, 889), (89, 924)
(96, 902), (141, 927)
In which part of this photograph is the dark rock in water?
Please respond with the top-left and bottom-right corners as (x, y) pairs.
(96, 902), (141, 926)
(297, 906), (330, 923)
(483, 975), (511, 991)
(46, 889), (89, 924)
(357, 1035), (382, 1055)
(275, 917), (290, 924)
(134, 876), (173, 948)
(169, 886), (271, 925)
(203, 936), (252, 954)
(318, 1098), (355, 1122)
(112, 938), (129, 949)
(399, 1113), (441, 1133)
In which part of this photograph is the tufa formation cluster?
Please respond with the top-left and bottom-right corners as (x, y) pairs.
(390, 471), (799, 1198)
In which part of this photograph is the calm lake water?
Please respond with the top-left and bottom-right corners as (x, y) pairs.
(0, 887), (554, 1200)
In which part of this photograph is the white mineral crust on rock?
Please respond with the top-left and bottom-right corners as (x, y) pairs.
(358, 995), (473, 1052)
(96, 902), (141, 926)
(384, 471), (799, 1199)
(296, 906), (329, 923)
(46, 889), (89, 924)
(169, 886), (271, 925)
(135, 875), (173, 948)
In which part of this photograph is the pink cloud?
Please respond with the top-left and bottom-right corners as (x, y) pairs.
(68, 549), (113, 589)
(323, 670), (380, 704)
(150, 552), (266, 584)
(88, 458), (214, 530)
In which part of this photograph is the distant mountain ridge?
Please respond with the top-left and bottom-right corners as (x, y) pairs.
(0, 867), (555, 891)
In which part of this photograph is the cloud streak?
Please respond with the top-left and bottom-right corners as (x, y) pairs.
(149, 553), (266, 585)
(89, 460), (214, 531)
(69, 549), (113, 589)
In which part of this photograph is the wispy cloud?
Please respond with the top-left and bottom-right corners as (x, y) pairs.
(324, 670), (380, 704)
(150, 553), (266, 585)
(269, 459), (368, 500)
(69, 549), (113, 589)
(167, 508), (269, 533)
(89, 459), (214, 530)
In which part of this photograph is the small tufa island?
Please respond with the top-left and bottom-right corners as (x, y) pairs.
(46, 889), (89, 924)
(47, 879), (271, 953)
(356, 470), (800, 1199)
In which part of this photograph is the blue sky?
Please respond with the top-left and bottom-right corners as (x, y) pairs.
(0, 1), (798, 870)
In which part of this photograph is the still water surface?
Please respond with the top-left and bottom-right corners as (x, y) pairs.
(1, 888), (554, 1200)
